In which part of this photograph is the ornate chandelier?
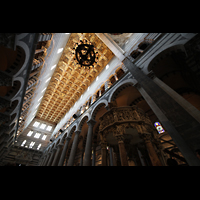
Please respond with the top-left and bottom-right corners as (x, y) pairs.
(72, 39), (99, 69)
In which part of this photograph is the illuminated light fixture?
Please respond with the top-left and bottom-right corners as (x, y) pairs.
(51, 64), (56, 70)
(72, 39), (99, 70)
(45, 77), (51, 83)
(38, 96), (43, 102)
(41, 87), (47, 93)
(35, 103), (40, 109)
(33, 110), (37, 115)
(57, 48), (63, 54)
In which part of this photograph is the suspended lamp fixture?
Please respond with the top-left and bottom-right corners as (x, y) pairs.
(72, 39), (99, 69)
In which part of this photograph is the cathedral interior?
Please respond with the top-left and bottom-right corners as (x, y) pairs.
(0, 33), (200, 166)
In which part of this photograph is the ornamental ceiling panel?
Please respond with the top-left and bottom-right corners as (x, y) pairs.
(36, 33), (114, 124)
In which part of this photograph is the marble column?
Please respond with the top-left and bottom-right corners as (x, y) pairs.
(141, 133), (162, 166)
(115, 135), (128, 166)
(52, 143), (64, 166)
(79, 149), (84, 166)
(137, 147), (146, 166)
(43, 152), (51, 166)
(40, 155), (46, 166)
(58, 137), (70, 166)
(109, 147), (114, 166)
(100, 139), (107, 166)
(67, 130), (81, 166)
(47, 148), (57, 166)
(83, 119), (96, 166)
(152, 76), (200, 123)
(123, 57), (200, 166)
(92, 144), (96, 166)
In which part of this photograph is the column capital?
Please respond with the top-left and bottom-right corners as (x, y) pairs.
(52, 147), (57, 152)
(74, 130), (81, 135)
(65, 136), (71, 141)
(87, 119), (96, 126)
(147, 70), (156, 79)
(58, 143), (64, 148)
(115, 134), (125, 144)
(140, 132), (152, 143)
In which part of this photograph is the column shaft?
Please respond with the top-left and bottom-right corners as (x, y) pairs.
(100, 138), (107, 166)
(92, 144), (96, 166)
(67, 131), (80, 166)
(43, 153), (51, 166)
(118, 141), (128, 166)
(109, 147), (114, 166)
(58, 138), (70, 166)
(142, 134), (162, 166)
(52, 144), (63, 166)
(83, 120), (96, 166)
(47, 148), (57, 166)
(123, 57), (200, 166)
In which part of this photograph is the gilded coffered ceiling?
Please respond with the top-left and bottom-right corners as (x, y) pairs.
(36, 33), (114, 124)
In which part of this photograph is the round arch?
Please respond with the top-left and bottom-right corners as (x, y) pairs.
(77, 113), (90, 131)
(61, 131), (68, 143)
(108, 78), (137, 103)
(67, 123), (78, 138)
(55, 138), (61, 146)
(142, 41), (189, 75)
(14, 39), (30, 77)
(90, 99), (108, 120)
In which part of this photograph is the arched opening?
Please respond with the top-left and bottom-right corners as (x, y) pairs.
(0, 45), (25, 75)
(4, 99), (19, 115)
(116, 68), (125, 79)
(96, 90), (100, 99)
(130, 50), (141, 59)
(100, 85), (105, 95)
(0, 45), (17, 71)
(0, 80), (21, 99)
(148, 49), (200, 111)
(110, 83), (137, 107)
(138, 41), (150, 51)
(110, 76), (116, 84)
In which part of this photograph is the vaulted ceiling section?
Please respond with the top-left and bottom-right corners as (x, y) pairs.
(36, 33), (114, 124)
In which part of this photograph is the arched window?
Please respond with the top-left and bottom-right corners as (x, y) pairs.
(101, 85), (105, 95)
(138, 41), (150, 51)
(130, 50), (141, 59)
(110, 76), (116, 84)
(116, 68), (125, 79)
(154, 122), (165, 134)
